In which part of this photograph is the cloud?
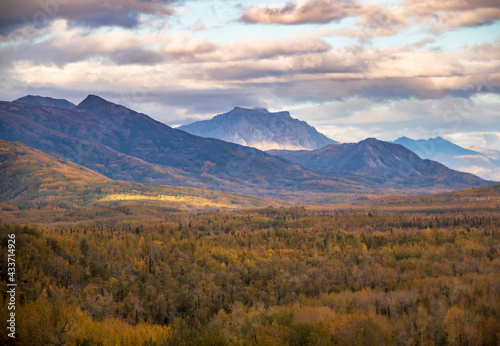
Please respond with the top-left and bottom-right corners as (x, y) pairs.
(401, 0), (499, 16)
(292, 95), (500, 148)
(161, 35), (218, 60)
(348, 4), (407, 38)
(218, 36), (332, 61)
(0, 0), (175, 35)
(483, 133), (500, 146)
(400, 0), (500, 30)
(358, 4), (405, 29)
(0, 21), (217, 67)
(241, 0), (359, 25)
(6, 25), (500, 106)
(189, 20), (207, 32)
(240, 1), (406, 41)
(1, 20), (335, 67)
(1, 8), (499, 126)
(244, 0), (500, 41)
(109, 48), (165, 66)
(407, 38), (436, 49)
(430, 8), (500, 29)
(201, 43), (500, 101)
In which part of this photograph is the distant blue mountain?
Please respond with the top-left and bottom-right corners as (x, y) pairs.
(393, 137), (500, 181)
(394, 136), (478, 157)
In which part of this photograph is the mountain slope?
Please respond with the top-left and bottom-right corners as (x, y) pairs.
(394, 137), (500, 181)
(178, 107), (336, 150)
(268, 138), (495, 189)
(0, 96), (371, 196)
(13, 95), (76, 109)
(0, 104), (212, 188)
(0, 139), (108, 203)
(0, 140), (281, 210)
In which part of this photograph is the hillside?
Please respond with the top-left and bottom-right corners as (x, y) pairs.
(0, 140), (283, 212)
(178, 107), (336, 150)
(394, 136), (500, 181)
(268, 138), (495, 189)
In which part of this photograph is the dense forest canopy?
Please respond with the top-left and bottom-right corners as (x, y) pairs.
(1, 192), (499, 345)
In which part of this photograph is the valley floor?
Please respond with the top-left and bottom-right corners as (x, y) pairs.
(1, 188), (499, 345)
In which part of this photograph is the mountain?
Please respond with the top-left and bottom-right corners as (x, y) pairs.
(13, 95), (76, 109)
(0, 139), (281, 210)
(268, 138), (495, 189)
(394, 136), (478, 157)
(1, 98), (205, 188)
(394, 137), (500, 181)
(178, 107), (336, 150)
(0, 96), (372, 196)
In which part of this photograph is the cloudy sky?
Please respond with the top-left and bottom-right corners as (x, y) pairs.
(1, 0), (499, 149)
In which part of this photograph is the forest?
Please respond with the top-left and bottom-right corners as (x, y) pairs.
(1, 189), (499, 345)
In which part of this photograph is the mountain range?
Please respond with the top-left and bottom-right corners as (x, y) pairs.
(0, 95), (495, 199)
(0, 95), (371, 196)
(178, 106), (500, 182)
(394, 137), (500, 181)
(178, 107), (336, 150)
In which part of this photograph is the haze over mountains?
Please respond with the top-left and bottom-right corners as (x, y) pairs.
(470, 146), (500, 161)
(0, 95), (495, 200)
(394, 137), (500, 181)
(178, 107), (336, 150)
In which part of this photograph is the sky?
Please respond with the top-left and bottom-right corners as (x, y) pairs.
(1, 0), (499, 149)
